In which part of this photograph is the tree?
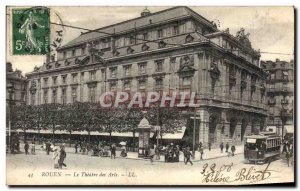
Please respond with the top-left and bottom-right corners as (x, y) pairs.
(41, 103), (63, 143)
(11, 104), (37, 142)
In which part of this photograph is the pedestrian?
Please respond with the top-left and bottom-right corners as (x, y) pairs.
(24, 141), (29, 155)
(199, 145), (204, 160)
(110, 144), (116, 159)
(208, 142), (211, 151)
(75, 142), (78, 153)
(59, 146), (67, 169)
(155, 145), (160, 160)
(231, 145), (236, 156)
(286, 151), (291, 167)
(149, 146), (155, 163)
(220, 142), (224, 153)
(225, 142), (229, 152)
(164, 146), (169, 163)
(30, 141), (35, 155)
(184, 148), (193, 166)
(175, 145), (180, 162)
(52, 147), (59, 169)
(46, 141), (51, 155)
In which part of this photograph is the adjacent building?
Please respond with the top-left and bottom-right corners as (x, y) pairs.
(26, 6), (268, 146)
(261, 59), (294, 137)
(6, 62), (27, 106)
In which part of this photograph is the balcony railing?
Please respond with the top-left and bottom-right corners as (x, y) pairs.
(267, 87), (291, 93)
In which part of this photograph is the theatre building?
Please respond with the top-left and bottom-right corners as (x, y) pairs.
(26, 6), (268, 146)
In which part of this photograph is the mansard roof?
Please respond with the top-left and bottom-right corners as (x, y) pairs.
(59, 6), (218, 49)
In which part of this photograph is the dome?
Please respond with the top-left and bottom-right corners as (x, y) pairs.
(141, 7), (151, 17)
(138, 117), (151, 129)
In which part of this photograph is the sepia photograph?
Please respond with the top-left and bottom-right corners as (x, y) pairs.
(5, 5), (295, 186)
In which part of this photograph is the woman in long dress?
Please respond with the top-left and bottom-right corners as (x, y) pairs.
(19, 11), (45, 51)
(52, 147), (59, 169)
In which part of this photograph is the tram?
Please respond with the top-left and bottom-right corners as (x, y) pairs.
(244, 132), (281, 164)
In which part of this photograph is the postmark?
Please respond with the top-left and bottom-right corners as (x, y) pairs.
(12, 7), (50, 55)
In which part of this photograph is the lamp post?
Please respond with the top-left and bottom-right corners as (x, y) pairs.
(7, 83), (14, 153)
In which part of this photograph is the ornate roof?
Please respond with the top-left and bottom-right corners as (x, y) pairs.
(138, 117), (151, 129)
(59, 6), (217, 49)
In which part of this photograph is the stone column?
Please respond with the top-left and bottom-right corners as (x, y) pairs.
(198, 109), (209, 146)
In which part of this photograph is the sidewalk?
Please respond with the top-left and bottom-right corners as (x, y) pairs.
(17, 143), (244, 162)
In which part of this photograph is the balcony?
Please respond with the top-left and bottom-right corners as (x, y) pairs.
(267, 87), (291, 93)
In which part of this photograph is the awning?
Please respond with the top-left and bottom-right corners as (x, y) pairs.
(285, 125), (294, 134)
(159, 126), (186, 140)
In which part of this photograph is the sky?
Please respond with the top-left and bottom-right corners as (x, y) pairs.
(6, 6), (294, 74)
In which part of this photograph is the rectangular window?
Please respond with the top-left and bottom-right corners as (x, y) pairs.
(62, 75), (67, 84)
(52, 76), (57, 85)
(72, 87), (77, 103)
(138, 63), (147, 74)
(31, 93), (35, 105)
(81, 47), (85, 55)
(43, 90), (48, 104)
(129, 36), (136, 45)
(110, 67), (117, 78)
(139, 79), (146, 90)
(156, 60), (164, 72)
(80, 72), (85, 82)
(173, 25), (179, 35)
(110, 82), (117, 91)
(61, 88), (66, 104)
(44, 78), (48, 86)
(124, 80), (131, 91)
(63, 51), (66, 59)
(90, 71), (96, 80)
(155, 78), (163, 89)
(124, 65), (131, 76)
(89, 87), (95, 102)
(72, 74), (78, 83)
(52, 89), (57, 104)
(183, 76), (191, 86)
(72, 49), (76, 57)
(143, 33), (148, 41)
(157, 29), (163, 39)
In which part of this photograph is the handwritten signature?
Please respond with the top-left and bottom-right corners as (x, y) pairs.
(201, 163), (277, 183)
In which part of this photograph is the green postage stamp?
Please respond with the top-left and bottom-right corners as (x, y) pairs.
(12, 7), (50, 55)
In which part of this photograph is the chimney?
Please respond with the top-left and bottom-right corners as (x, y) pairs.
(276, 58), (280, 62)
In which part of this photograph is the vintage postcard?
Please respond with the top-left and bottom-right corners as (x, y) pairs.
(6, 6), (295, 186)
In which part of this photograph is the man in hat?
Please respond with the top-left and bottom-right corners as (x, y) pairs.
(225, 142), (230, 152)
(59, 146), (67, 169)
(184, 147), (193, 165)
(220, 142), (224, 153)
(110, 144), (116, 159)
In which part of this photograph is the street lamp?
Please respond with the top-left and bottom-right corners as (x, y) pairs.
(7, 83), (14, 153)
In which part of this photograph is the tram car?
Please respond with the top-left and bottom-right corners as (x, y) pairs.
(244, 132), (281, 164)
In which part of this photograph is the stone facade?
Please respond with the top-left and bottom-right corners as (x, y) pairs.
(261, 59), (294, 136)
(26, 6), (268, 147)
